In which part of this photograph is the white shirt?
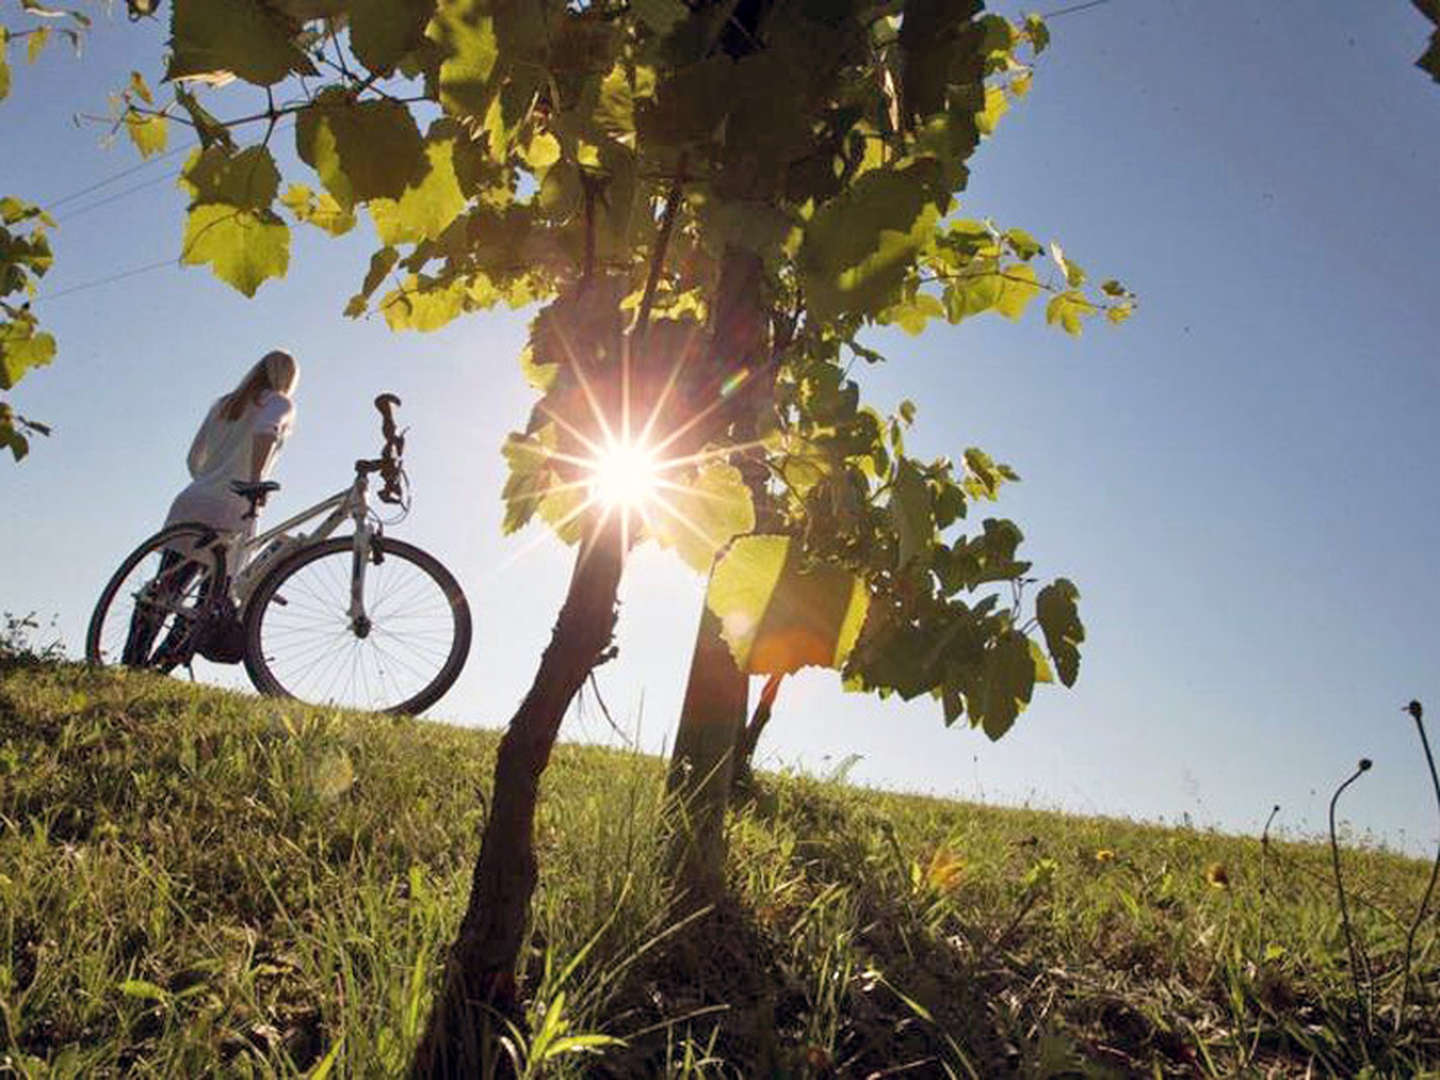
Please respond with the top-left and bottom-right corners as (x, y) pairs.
(165, 390), (295, 535)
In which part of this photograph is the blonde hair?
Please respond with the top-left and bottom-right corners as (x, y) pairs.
(221, 350), (299, 421)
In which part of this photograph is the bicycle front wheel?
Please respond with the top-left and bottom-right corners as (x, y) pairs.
(242, 536), (471, 715)
(86, 523), (225, 671)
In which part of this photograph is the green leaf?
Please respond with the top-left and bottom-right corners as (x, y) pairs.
(179, 145), (280, 210)
(1029, 637), (1054, 684)
(1045, 290), (1091, 335)
(296, 90), (424, 208)
(993, 263), (1040, 320)
(124, 109), (168, 159)
(367, 138), (466, 245)
(349, 0), (431, 75)
(1024, 13), (1049, 55)
(0, 322), (56, 390)
(0, 35), (10, 102)
(180, 204), (290, 296)
(118, 979), (169, 1002)
(800, 160), (947, 322)
(889, 458), (934, 569)
(977, 630), (1035, 740)
(280, 184), (356, 236)
(650, 461), (756, 574)
(379, 273), (468, 331)
(1036, 578), (1083, 687)
(27, 25), (49, 64)
(426, 0), (499, 119)
(976, 85), (1009, 136)
(166, 0), (316, 86)
(706, 534), (870, 676)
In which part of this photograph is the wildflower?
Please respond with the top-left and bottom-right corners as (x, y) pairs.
(924, 847), (965, 893)
(1094, 848), (1116, 864)
(1205, 862), (1230, 889)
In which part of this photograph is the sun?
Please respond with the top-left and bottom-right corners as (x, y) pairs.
(588, 439), (661, 510)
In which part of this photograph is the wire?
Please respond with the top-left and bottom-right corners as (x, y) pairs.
(1042, 0), (1116, 19)
(43, 141), (194, 212)
(55, 172), (178, 224)
(38, 258), (175, 302)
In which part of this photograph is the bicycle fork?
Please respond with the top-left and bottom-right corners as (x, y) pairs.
(348, 523), (376, 638)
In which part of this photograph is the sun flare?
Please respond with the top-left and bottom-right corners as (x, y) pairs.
(589, 440), (661, 509)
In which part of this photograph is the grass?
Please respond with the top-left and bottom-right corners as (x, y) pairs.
(1, 659), (1438, 1077)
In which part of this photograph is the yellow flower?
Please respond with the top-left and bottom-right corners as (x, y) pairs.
(925, 847), (966, 893)
(1094, 848), (1116, 863)
(1206, 862), (1230, 889)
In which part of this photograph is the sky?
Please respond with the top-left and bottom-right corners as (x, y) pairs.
(4, 1), (1439, 855)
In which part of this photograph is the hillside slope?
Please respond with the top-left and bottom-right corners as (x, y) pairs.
(1, 661), (1437, 1077)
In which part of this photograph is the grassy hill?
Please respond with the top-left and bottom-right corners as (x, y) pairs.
(1, 659), (1437, 1077)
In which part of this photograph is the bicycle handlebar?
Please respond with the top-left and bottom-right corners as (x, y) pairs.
(355, 393), (406, 504)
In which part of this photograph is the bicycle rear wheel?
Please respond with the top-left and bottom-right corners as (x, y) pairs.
(242, 536), (471, 715)
(86, 523), (225, 671)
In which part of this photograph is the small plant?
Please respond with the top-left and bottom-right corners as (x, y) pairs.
(1329, 756), (1375, 1036)
(1398, 699), (1440, 1031)
(0, 610), (66, 663)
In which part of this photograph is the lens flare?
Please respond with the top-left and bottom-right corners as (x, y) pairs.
(589, 440), (660, 509)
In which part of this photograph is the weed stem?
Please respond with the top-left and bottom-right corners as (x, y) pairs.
(1329, 757), (1373, 1038)
(1398, 701), (1440, 1032)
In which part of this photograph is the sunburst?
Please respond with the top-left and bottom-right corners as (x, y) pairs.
(489, 320), (769, 576)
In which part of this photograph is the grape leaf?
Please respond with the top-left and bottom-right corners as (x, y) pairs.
(976, 630), (1035, 740)
(1036, 577), (1083, 687)
(890, 458), (933, 569)
(124, 110), (168, 159)
(179, 145), (280, 210)
(349, 0), (431, 75)
(650, 461), (756, 574)
(1045, 290), (1091, 335)
(180, 204), (290, 296)
(280, 184), (356, 236)
(0, 321), (55, 390)
(166, 0), (316, 86)
(707, 534), (870, 675)
(427, 0), (499, 119)
(368, 139), (467, 245)
(296, 91), (425, 208)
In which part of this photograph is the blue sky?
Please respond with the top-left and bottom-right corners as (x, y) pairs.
(4, 1), (1439, 854)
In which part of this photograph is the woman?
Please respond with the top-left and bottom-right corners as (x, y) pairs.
(125, 350), (300, 668)
(166, 349), (300, 536)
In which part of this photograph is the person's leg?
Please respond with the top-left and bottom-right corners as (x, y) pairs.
(123, 550), (201, 668)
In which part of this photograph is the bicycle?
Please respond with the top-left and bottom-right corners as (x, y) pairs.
(86, 394), (472, 715)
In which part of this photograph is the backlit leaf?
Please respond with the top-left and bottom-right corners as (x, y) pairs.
(280, 184), (356, 236)
(179, 145), (280, 210)
(0, 321), (55, 390)
(650, 461), (755, 574)
(977, 630), (1034, 740)
(1036, 578), (1083, 687)
(349, 0), (431, 75)
(166, 0), (316, 86)
(296, 91), (425, 208)
(890, 458), (934, 569)
(124, 109), (168, 159)
(707, 534), (870, 675)
(426, 0), (499, 119)
(180, 204), (289, 296)
(368, 138), (466, 245)
(1045, 290), (1091, 335)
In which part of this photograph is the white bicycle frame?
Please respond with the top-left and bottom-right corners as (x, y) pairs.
(215, 470), (378, 628)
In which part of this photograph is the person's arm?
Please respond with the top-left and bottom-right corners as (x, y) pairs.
(186, 404), (217, 477)
(249, 432), (280, 481)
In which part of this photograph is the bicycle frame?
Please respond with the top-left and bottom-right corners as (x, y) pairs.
(218, 470), (378, 628)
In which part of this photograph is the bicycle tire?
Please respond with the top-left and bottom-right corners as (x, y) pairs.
(86, 522), (225, 670)
(241, 535), (471, 715)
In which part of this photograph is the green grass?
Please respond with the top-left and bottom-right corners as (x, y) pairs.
(1, 659), (1437, 1077)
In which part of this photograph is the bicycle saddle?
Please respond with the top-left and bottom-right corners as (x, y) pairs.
(229, 480), (281, 498)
